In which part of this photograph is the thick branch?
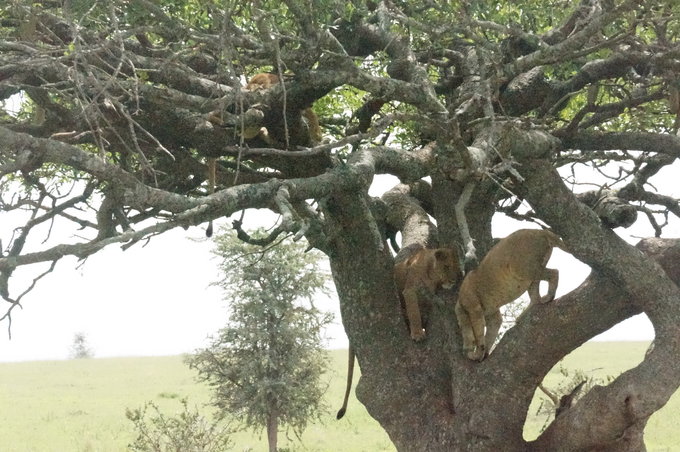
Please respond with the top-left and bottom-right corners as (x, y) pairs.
(562, 131), (680, 157)
(515, 159), (680, 451)
(0, 127), (380, 275)
(381, 183), (438, 253)
(576, 191), (638, 229)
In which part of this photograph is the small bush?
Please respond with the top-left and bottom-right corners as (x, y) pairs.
(126, 398), (232, 452)
(69, 332), (94, 359)
(536, 366), (615, 432)
(157, 392), (180, 399)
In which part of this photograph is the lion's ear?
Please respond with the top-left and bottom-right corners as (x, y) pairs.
(434, 249), (448, 261)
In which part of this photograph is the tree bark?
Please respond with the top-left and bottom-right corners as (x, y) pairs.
(329, 151), (680, 451)
(3, 3), (680, 451)
(336, 229), (680, 451)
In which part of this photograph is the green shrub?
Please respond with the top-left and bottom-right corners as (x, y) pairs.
(126, 398), (232, 452)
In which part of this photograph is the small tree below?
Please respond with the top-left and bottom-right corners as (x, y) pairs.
(186, 230), (333, 452)
(69, 332), (94, 359)
(126, 398), (232, 452)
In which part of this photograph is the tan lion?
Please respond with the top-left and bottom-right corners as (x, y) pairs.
(395, 247), (462, 341)
(243, 73), (322, 145)
(336, 246), (461, 420)
(454, 229), (568, 361)
(207, 73), (322, 146)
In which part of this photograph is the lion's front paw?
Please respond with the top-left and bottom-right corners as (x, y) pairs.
(410, 328), (426, 342)
(466, 346), (485, 362)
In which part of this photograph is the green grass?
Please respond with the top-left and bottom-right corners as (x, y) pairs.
(0, 343), (677, 451)
(524, 342), (680, 452)
(0, 356), (210, 452)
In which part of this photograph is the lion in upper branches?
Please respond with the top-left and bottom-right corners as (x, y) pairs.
(207, 72), (322, 148)
(242, 73), (322, 147)
(203, 72), (322, 235)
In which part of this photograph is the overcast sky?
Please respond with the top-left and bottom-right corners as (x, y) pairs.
(1, 170), (675, 362)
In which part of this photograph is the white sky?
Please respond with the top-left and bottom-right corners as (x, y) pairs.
(0, 166), (677, 362)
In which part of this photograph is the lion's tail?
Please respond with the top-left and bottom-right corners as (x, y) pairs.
(336, 345), (355, 420)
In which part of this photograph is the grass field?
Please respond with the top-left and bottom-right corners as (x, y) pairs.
(0, 342), (677, 451)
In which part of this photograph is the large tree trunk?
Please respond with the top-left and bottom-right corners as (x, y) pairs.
(327, 159), (680, 451)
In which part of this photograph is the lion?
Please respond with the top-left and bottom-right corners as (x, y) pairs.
(245, 72), (279, 90)
(243, 73), (322, 146)
(454, 228), (568, 361)
(206, 73), (322, 147)
(336, 246), (461, 420)
(395, 247), (462, 341)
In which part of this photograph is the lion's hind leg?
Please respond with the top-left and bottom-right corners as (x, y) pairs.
(483, 310), (502, 357)
(542, 268), (559, 303)
(527, 279), (542, 305)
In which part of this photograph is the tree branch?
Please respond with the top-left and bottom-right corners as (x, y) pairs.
(515, 159), (680, 451)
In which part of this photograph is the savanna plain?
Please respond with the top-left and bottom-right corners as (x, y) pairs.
(0, 342), (677, 452)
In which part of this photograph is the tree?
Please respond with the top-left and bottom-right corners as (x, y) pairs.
(186, 230), (332, 452)
(69, 332), (94, 359)
(1, 1), (680, 450)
